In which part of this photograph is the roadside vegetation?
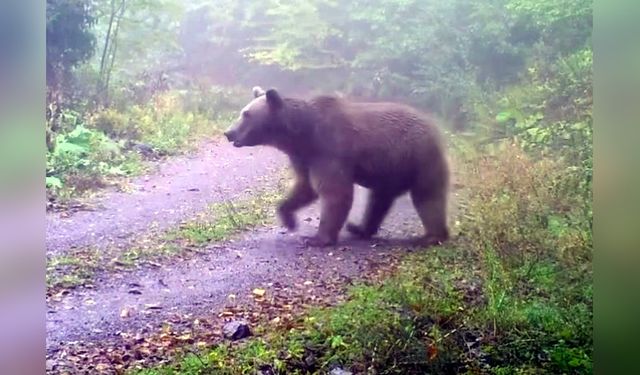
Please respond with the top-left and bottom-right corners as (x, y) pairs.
(47, 0), (592, 373)
(46, 87), (245, 205)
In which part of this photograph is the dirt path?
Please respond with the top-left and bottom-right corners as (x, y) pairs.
(46, 139), (287, 256)
(45, 139), (435, 373)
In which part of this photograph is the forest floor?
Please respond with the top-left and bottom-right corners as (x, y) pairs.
(45, 138), (443, 374)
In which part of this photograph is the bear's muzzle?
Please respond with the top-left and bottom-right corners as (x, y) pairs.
(224, 130), (244, 147)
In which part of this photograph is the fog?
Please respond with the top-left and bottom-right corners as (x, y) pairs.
(48, 0), (591, 131)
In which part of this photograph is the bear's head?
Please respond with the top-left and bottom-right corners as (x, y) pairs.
(224, 86), (285, 148)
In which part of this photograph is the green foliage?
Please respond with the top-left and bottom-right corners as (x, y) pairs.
(46, 114), (137, 198)
(459, 143), (591, 267)
(483, 45), (593, 199)
(46, 0), (96, 86)
(89, 108), (133, 138)
(506, 0), (592, 56)
(47, 88), (235, 200)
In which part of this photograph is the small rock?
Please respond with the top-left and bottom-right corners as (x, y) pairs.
(304, 352), (317, 368)
(131, 142), (156, 158)
(223, 320), (252, 340)
(257, 364), (275, 375)
(45, 359), (55, 371)
(330, 368), (353, 375)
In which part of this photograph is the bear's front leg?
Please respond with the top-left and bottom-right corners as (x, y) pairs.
(278, 164), (318, 231)
(303, 190), (352, 247)
(304, 163), (354, 247)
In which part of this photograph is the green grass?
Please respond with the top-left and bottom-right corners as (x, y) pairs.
(46, 249), (100, 291)
(168, 191), (280, 246)
(132, 244), (591, 375)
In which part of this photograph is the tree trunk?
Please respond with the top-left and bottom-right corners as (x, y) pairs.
(103, 0), (127, 106)
(97, 0), (117, 106)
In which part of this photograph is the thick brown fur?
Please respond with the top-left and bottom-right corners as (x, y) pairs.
(225, 87), (450, 247)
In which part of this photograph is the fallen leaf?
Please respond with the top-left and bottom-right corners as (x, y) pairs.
(427, 343), (438, 361)
(120, 308), (132, 318)
(95, 363), (110, 371)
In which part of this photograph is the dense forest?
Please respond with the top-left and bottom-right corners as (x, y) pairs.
(46, 0), (591, 198)
(46, 0), (592, 373)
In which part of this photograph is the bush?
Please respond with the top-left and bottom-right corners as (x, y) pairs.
(179, 85), (248, 120)
(89, 89), (236, 155)
(46, 88), (241, 201)
(46, 122), (141, 199)
(459, 142), (591, 268)
(89, 108), (138, 139)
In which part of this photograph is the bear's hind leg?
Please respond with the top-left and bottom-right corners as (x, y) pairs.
(410, 187), (449, 247)
(346, 190), (395, 239)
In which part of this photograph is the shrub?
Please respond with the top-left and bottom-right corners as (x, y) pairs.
(46, 87), (241, 201)
(459, 142), (591, 268)
(179, 85), (248, 120)
(89, 108), (138, 139)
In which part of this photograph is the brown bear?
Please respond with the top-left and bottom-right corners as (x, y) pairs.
(224, 86), (450, 247)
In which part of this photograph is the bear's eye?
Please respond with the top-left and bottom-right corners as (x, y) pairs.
(242, 111), (251, 119)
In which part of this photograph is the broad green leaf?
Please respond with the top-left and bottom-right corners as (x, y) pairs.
(496, 111), (514, 123)
(46, 176), (63, 189)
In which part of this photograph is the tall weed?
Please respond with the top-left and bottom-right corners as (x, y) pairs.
(459, 142), (591, 268)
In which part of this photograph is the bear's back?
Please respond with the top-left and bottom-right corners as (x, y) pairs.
(306, 96), (443, 191)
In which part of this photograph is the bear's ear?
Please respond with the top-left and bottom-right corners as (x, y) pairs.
(252, 86), (265, 98)
(265, 88), (283, 110)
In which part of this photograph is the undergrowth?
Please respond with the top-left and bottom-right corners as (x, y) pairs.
(46, 87), (242, 204)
